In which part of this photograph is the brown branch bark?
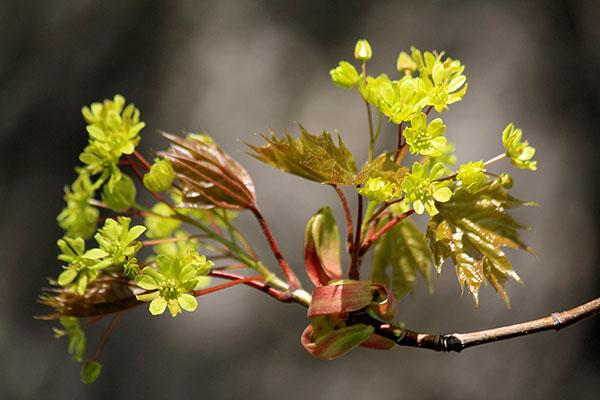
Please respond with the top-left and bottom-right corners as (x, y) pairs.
(350, 296), (600, 352)
(348, 190), (364, 280)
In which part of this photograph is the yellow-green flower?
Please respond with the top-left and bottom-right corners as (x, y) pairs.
(397, 51), (417, 75)
(94, 217), (146, 266)
(57, 172), (99, 239)
(143, 158), (175, 192)
(56, 237), (112, 294)
(403, 112), (447, 157)
(79, 94), (145, 175)
(400, 160), (453, 216)
(330, 61), (360, 89)
(457, 160), (487, 192)
(411, 48), (468, 112)
(502, 123), (537, 171)
(358, 177), (401, 202)
(135, 252), (212, 317)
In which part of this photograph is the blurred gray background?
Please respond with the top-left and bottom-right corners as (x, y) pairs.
(1, 0), (600, 399)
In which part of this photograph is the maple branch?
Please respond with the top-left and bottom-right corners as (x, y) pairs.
(393, 123), (406, 163)
(348, 190), (364, 280)
(351, 296), (600, 352)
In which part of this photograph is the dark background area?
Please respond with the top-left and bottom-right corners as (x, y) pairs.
(1, 1), (599, 399)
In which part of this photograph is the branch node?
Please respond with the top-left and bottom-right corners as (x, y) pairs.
(551, 312), (564, 329)
(440, 334), (464, 352)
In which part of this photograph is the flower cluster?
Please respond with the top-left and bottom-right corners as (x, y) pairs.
(457, 160), (488, 192)
(330, 41), (467, 125)
(403, 112), (447, 157)
(135, 251), (213, 317)
(56, 217), (145, 294)
(502, 123), (537, 171)
(80, 94), (145, 175)
(358, 176), (401, 203)
(57, 173), (99, 239)
(400, 161), (453, 216)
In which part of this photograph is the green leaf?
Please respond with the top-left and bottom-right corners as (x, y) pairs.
(372, 219), (434, 300)
(426, 177), (533, 306)
(160, 132), (256, 210)
(304, 207), (342, 286)
(81, 361), (102, 384)
(301, 322), (374, 360)
(308, 280), (374, 317)
(247, 126), (357, 185)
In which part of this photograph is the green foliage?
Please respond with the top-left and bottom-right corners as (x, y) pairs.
(427, 177), (532, 305)
(53, 317), (86, 362)
(42, 38), (543, 379)
(304, 207), (342, 286)
(372, 218), (434, 300)
(502, 123), (537, 171)
(248, 126), (357, 185)
(401, 160), (453, 216)
(143, 158), (175, 192)
(135, 251), (212, 317)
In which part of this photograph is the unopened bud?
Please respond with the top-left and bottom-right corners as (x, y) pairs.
(354, 39), (372, 62)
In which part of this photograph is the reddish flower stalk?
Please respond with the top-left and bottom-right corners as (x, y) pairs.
(209, 270), (292, 302)
(133, 150), (152, 171)
(332, 185), (354, 251)
(250, 207), (301, 290)
(194, 275), (265, 297)
(360, 209), (415, 255)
